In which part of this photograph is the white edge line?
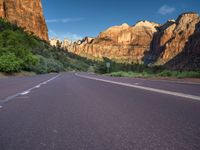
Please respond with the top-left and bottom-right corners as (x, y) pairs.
(20, 91), (30, 95)
(75, 73), (200, 101)
(0, 74), (61, 104)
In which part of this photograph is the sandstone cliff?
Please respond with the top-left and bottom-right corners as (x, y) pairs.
(69, 21), (159, 63)
(58, 12), (200, 70)
(147, 12), (200, 66)
(0, 0), (48, 41)
(165, 19), (200, 70)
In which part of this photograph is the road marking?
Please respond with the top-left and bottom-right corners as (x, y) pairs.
(20, 91), (30, 95)
(0, 74), (61, 104)
(35, 85), (41, 88)
(75, 73), (200, 101)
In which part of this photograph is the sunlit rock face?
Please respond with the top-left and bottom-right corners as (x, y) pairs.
(0, 0), (48, 41)
(69, 21), (159, 62)
(64, 12), (200, 70)
(164, 16), (200, 70)
(149, 12), (200, 65)
(62, 39), (73, 50)
(49, 38), (74, 50)
(50, 38), (60, 47)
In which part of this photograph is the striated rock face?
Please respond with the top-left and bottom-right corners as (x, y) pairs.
(60, 12), (200, 70)
(147, 12), (200, 66)
(62, 39), (73, 49)
(69, 21), (159, 62)
(165, 20), (200, 70)
(0, 0), (48, 41)
(50, 38), (73, 49)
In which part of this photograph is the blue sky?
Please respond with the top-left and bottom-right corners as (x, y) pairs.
(42, 0), (200, 41)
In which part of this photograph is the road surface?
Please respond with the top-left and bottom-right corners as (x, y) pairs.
(0, 72), (200, 150)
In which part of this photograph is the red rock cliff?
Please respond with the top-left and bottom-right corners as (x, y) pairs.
(60, 12), (200, 70)
(0, 0), (48, 41)
(69, 21), (159, 63)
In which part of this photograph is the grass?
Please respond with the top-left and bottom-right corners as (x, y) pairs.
(109, 71), (153, 78)
(108, 70), (200, 79)
(96, 59), (200, 79)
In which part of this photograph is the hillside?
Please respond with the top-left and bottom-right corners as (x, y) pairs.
(0, 19), (93, 74)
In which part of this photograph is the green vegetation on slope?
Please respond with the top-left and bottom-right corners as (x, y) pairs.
(0, 18), (199, 79)
(0, 18), (94, 74)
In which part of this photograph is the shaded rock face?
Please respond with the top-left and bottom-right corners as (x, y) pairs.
(148, 13), (200, 66)
(0, 0), (48, 41)
(63, 12), (200, 70)
(165, 20), (200, 70)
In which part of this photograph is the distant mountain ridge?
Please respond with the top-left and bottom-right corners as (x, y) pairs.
(52, 12), (200, 70)
(0, 0), (48, 41)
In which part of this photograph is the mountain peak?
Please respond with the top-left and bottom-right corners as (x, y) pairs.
(135, 20), (159, 27)
(121, 23), (130, 27)
(176, 12), (199, 23)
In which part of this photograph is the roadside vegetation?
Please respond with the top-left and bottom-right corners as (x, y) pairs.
(0, 18), (199, 79)
(108, 70), (200, 78)
(95, 58), (200, 79)
(0, 18), (94, 74)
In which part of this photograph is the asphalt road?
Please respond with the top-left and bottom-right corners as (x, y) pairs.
(0, 72), (200, 150)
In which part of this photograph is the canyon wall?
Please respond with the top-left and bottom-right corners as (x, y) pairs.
(0, 0), (48, 41)
(50, 12), (200, 70)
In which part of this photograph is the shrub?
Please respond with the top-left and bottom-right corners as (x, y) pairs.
(31, 56), (65, 74)
(176, 71), (200, 78)
(0, 53), (22, 73)
(0, 47), (39, 71)
(158, 70), (173, 77)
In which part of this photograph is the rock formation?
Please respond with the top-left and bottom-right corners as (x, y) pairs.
(58, 12), (200, 70)
(147, 12), (200, 66)
(49, 38), (59, 47)
(0, 0), (48, 41)
(165, 19), (200, 70)
(50, 38), (73, 50)
(69, 21), (159, 62)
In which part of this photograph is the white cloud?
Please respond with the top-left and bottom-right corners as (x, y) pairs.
(49, 30), (82, 41)
(158, 5), (175, 15)
(46, 18), (85, 23)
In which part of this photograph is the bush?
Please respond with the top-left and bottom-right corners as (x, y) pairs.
(0, 47), (39, 71)
(0, 19), (92, 74)
(158, 70), (173, 77)
(31, 56), (65, 74)
(176, 71), (200, 78)
(0, 53), (22, 73)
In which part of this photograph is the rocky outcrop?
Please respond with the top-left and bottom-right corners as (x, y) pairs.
(50, 38), (73, 50)
(0, 0), (48, 41)
(147, 12), (200, 66)
(165, 20), (200, 70)
(69, 21), (159, 62)
(60, 12), (200, 70)
(50, 38), (60, 47)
